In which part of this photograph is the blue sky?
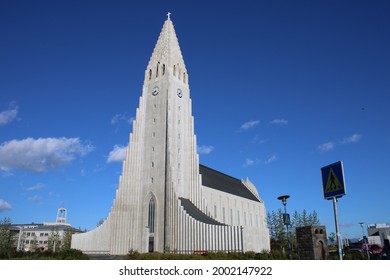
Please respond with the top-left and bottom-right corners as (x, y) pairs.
(1, 0), (389, 240)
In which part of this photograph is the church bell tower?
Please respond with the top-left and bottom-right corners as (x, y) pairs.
(108, 14), (202, 253)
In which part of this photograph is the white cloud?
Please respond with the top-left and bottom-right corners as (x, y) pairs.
(318, 134), (362, 153)
(318, 142), (336, 153)
(265, 154), (277, 164)
(0, 199), (12, 211)
(197, 145), (214, 155)
(107, 145), (127, 163)
(341, 134), (362, 144)
(111, 112), (134, 125)
(0, 105), (18, 126)
(26, 183), (45, 192)
(238, 120), (260, 132)
(0, 137), (93, 172)
(29, 195), (43, 203)
(243, 158), (260, 167)
(270, 119), (288, 125)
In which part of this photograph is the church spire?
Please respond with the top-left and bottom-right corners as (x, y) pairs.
(146, 14), (187, 82)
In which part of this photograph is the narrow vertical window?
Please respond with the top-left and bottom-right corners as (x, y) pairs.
(149, 69), (152, 80)
(173, 65), (176, 76)
(152, 162), (154, 167)
(156, 62), (160, 77)
(183, 72), (186, 83)
(148, 197), (156, 233)
(162, 64), (165, 75)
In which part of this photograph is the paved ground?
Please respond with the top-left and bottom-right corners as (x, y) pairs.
(87, 254), (126, 260)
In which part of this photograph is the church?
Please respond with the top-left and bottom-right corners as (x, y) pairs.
(71, 15), (270, 255)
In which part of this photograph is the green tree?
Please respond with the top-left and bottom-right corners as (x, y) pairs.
(328, 232), (336, 245)
(47, 229), (61, 252)
(61, 230), (74, 251)
(0, 217), (12, 258)
(96, 219), (104, 227)
(30, 235), (38, 252)
(268, 209), (321, 253)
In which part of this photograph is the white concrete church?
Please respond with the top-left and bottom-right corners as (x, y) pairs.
(71, 15), (270, 255)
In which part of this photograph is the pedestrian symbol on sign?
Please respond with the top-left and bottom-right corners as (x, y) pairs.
(325, 168), (343, 193)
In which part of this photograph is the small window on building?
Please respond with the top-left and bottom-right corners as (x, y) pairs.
(149, 69), (152, 80)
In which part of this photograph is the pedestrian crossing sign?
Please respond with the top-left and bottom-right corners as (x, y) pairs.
(283, 213), (291, 226)
(321, 161), (346, 200)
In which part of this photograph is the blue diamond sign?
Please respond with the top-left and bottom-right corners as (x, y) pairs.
(321, 161), (347, 200)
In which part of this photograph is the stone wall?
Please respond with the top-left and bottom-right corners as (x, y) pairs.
(296, 226), (328, 260)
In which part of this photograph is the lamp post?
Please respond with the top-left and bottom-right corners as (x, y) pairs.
(359, 222), (370, 260)
(277, 195), (291, 259)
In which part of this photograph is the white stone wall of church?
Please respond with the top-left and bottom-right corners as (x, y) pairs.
(200, 185), (270, 252)
(71, 216), (111, 253)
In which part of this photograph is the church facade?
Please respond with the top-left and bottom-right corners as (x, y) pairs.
(71, 16), (270, 255)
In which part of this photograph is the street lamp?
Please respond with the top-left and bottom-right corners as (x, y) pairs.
(359, 222), (370, 260)
(277, 195), (291, 259)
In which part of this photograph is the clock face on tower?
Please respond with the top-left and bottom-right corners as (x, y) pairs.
(152, 86), (159, 96)
(177, 88), (183, 98)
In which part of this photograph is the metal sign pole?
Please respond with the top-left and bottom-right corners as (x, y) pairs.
(333, 197), (343, 260)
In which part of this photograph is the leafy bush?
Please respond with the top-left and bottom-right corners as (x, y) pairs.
(60, 248), (90, 260)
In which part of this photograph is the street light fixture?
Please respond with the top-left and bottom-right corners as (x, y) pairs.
(277, 195), (291, 259)
(359, 222), (370, 260)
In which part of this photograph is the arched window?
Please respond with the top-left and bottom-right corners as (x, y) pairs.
(148, 197), (156, 233)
